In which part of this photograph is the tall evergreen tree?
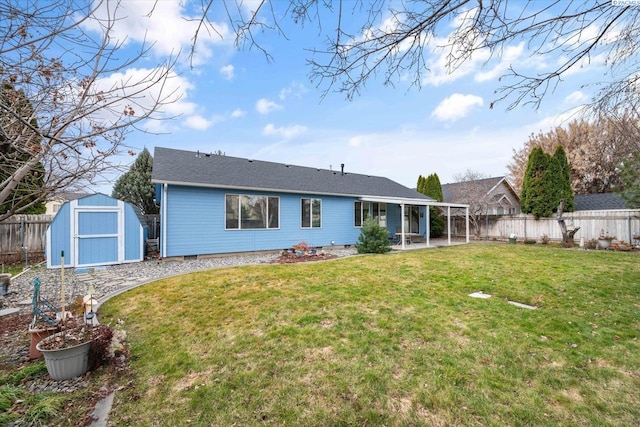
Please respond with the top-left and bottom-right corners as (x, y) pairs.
(521, 147), (556, 219)
(553, 145), (574, 211)
(0, 84), (46, 215)
(417, 173), (444, 237)
(111, 148), (158, 214)
(416, 175), (425, 194)
(618, 152), (640, 208)
(424, 173), (443, 202)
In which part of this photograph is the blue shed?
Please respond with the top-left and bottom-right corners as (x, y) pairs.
(46, 194), (147, 268)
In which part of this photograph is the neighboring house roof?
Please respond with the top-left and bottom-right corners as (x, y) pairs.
(574, 193), (627, 210)
(442, 177), (519, 203)
(152, 147), (433, 202)
(48, 191), (90, 202)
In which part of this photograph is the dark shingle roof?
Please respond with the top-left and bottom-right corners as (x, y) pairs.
(442, 177), (509, 202)
(151, 147), (432, 201)
(574, 193), (627, 210)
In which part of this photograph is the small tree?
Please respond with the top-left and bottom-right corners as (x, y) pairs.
(112, 148), (158, 215)
(449, 170), (491, 238)
(355, 219), (391, 254)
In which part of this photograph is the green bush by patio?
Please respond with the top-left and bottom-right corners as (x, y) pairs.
(96, 244), (640, 426)
(355, 219), (392, 253)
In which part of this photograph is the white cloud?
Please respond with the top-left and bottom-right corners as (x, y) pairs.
(220, 64), (235, 80)
(432, 94), (484, 122)
(93, 67), (195, 133)
(263, 124), (307, 138)
(348, 135), (367, 147)
(231, 109), (246, 118)
(256, 98), (283, 115)
(524, 106), (585, 133)
(184, 115), (212, 130)
(83, 1), (233, 65)
(279, 82), (308, 100)
(475, 43), (525, 83)
(564, 91), (589, 106)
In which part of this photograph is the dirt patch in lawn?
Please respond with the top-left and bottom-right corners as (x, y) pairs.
(270, 251), (338, 264)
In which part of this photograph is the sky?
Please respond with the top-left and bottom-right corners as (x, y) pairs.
(82, 1), (606, 193)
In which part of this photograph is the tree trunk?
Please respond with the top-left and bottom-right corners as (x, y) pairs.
(557, 199), (580, 248)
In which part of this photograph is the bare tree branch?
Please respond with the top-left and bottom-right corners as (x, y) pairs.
(193, 1), (640, 111)
(0, 0), (179, 221)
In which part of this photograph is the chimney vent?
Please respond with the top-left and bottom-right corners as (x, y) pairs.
(341, 163), (345, 176)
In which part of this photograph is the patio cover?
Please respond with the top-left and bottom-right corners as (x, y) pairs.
(359, 196), (470, 250)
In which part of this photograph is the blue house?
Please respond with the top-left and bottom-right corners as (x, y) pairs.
(152, 147), (469, 258)
(46, 194), (147, 268)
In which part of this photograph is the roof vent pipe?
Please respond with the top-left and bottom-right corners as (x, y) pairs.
(341, 163), (344, 176)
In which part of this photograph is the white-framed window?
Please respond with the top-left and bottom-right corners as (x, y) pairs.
(355, 201), (386, 227)
(225, 194), (279, 229)
(403, 205), (420, 233)
(301, 198), (321, 228)
(372, 202), (387, 227)
(355, 201), (368, 227)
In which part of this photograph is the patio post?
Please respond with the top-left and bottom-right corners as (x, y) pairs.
(426, 204), (430, 247)
(401, 203), (406, 250)
(466, 207), (470, 243)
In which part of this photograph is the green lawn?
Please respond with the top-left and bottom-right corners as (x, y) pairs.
(87, 245), (640, 425)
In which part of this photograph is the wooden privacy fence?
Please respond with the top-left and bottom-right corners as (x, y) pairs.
(449, 210), (640, 243)
(0, 214), (160, 265)
(0, 214), (52, 264)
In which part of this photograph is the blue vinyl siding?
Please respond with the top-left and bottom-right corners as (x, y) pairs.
(163, 186), (363, 257)
(124, 204), (142, 261)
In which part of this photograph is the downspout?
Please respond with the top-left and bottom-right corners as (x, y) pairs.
(162, 183), (168, 258)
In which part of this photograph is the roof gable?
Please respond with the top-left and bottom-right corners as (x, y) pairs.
(442, 177), (518, 202)
(151, 147), (432, 201)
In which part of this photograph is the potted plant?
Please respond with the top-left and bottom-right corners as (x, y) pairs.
(34, 251), (109, 380)
(36, 317), (99, 380)
(597, 230), (615, 250)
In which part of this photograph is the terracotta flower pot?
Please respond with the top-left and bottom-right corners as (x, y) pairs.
(28, 327), (58, 360)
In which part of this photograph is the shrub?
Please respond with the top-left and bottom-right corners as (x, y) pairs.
(524, 239), (536, 245)
(90, 324), (115, 370)
(355, 220), (391, 254)
(585, 239), (598, 250)
(540, 234), (550, 245)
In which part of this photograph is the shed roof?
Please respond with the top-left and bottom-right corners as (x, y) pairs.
(152, 147), (433, 201)
(574, 193), (627, 210)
